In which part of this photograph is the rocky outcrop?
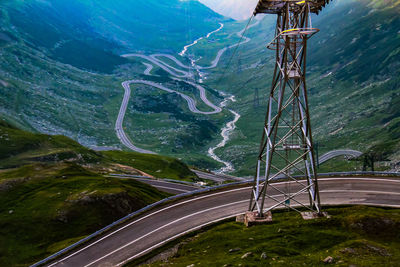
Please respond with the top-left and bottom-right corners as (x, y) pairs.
(57, 191), (144, 224)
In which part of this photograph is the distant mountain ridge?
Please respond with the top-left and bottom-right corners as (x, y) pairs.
(2, 0), (226, 72)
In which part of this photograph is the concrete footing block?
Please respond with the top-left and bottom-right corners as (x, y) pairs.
(242, 211), (273, 227)
(300, 211), (331, 220)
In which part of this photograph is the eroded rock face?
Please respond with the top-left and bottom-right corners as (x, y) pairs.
(56, 192), (143, 224)
(349, 216), (399, 237)
(94, 192), (140, 215)
(340, 243), (391, 257)
(0, 177), (31, 192)
(56, 210), (69, 223)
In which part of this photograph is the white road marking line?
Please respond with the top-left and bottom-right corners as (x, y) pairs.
(116, 212), (245, 266)
(84, 199), (249, 267)
(320, 190), (400, 195)
(48, 177), (400, 266)
(353, 203), (400, 208)
(318, 177), (400, 183)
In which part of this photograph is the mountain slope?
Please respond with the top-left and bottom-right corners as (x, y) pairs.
(198, 0), (400, 175)
(308, 0), (400, 162)
(2, 0), (226, 68)
(0, 163), (170, 266)
(3, 0), (128, 73)
(0, 0), (227, 157)
(86, 0), (227, 53)
(0, 120), (199, 265)
(0, 119), (197, 179)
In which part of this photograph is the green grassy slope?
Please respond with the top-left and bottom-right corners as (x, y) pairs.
(102, 151), (197, 180)
(3, 0), (128, 73)
(306, 0), (400, 159)
(0, 119), (197, 179)
(139, 206), (400, 266)
(0, 163), (170, 266)
(0, 120), (101, 168)
(0, 120), (199, 265)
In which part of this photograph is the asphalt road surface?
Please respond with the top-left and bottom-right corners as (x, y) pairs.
(45, 177), (400, 267)
(192, 169), (247, 183)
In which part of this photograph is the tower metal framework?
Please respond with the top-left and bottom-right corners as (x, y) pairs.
(249, 0), (332, 217)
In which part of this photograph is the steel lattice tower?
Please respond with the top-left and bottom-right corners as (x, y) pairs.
(248, 0), (332, 219)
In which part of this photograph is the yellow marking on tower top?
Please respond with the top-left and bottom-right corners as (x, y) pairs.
(254, 0), (332, 15)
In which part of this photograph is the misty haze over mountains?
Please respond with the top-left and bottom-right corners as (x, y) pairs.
(199, 0), (259, 20)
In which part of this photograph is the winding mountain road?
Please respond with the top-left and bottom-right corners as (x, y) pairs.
(44, 176), (400, 267)
(121, 54), (192, 78)
(116, 20), (261, 171)
(115, 77), (222, 153)
(142, 63), (154, 76)
(115, 81), (155, 154)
